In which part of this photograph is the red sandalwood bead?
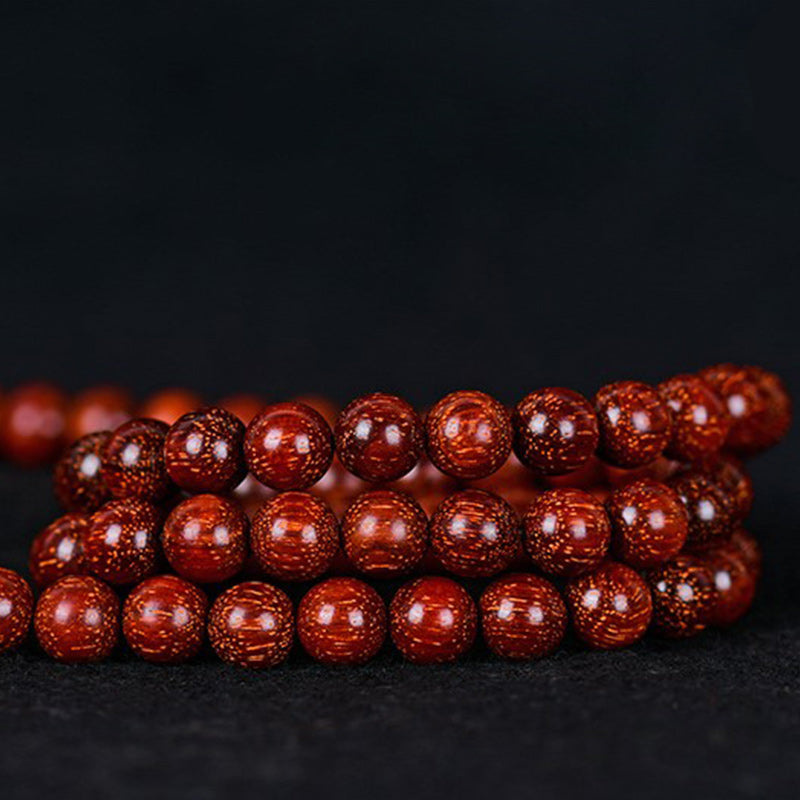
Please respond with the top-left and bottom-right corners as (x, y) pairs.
(0, 568), (34, 653)
(139, 388), (203, 426)
(218, 394), (265, 425)
(646, 555), (715, 638)
(0, 382), (68, 466)
(703, 457), (754, 521)
(699, 545), (758, 627)
(65, 386), (134, 442)
(29, 513), (89, 588)
(53, 431), (112, 512)
(728, 528), (762, 580)
(668, 471), (735, 546)
(293, 395), (339, 428)
(297, 577), (387, 665)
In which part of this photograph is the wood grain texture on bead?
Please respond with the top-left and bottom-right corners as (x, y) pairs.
(53, 431), (112, 512)
(645, 555), (715, 638)
(668, 471), (735, 546)
(0, 568), (34, 653)
(29, 513), (90, 588)
(102, 418), (173, 501)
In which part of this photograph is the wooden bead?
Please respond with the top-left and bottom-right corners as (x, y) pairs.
(208, 581), (293, 668)
(217, 394), (265, 425)
(139, 388), (203, 425)
(668, 471), (735, 546)
(698, 545), (757, 627)
(594, 381), (671, 468)
(479, 573), (567, 660)
(34, 575), (119, 662)
(430, 489), (519, 577)
(513, 388), (599, 475)
(65, 386), (133, 442)
(297, 577), (387, 665)
(251, 492), (339, 581)
(728, 528), (762, 580)
(698, 363), (792, 456)
(29, 513), (89, 588)
(566, 561), (652, 649)
(164, 407), (247, 493)
(335, 392), (424, 482)
(703, 457), (754, 521)
(162, 494), (249, 583)
(646, 555), (715, 638)
(53, 431), (112, 512)
(245, 402), (334, 490)
(0, 568), (34, 653)
(293, 395), (339, 428)
(425, 390), (512, 480)
(389, 576), (477, 663)
(341, 489), (428, 576)
(523, 488), (610, 577)
(122, 575), (208, 664)
(606, 479), (688, 568)
(0, 382), (68, 466)
(85, 498), (162, 585)
(102, 418), (173, 502)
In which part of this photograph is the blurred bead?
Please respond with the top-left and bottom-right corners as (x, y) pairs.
(479, 573), (567, 660)
(606, 479), (688, 568)
(513, 388), (598, 475)
(163, 495), (249, 583)
(53, 431), (112, 512)
(389, 576), (477, 664)
(0, 382), (67, 466)
(65, 386), (133, 442)
(430, 489), (519, 577)
(566, 561), (652, 649)
(122, 575), (208, 664)
(425, 390), (512, 480)
(698, 545), (758, 627)
(646, 555), (715, 638)
(728, 528), (762, 581)
(29, 513), (89, 588)
(139, 388), (203, 426)
(523, 488), (610, 577)
(251, 492), (339, 581)
(34, 575), (119, 663)
(335, 393), (423, 482)
(594, 381), (671, 468)
(164, 407), (246, 493)
(341, 489), (428, 577)
(217, 394), (265, 425)
(701, 456), (754, 521)
(244, 402), (333, 491)
(297, 578), (386, 665)
(208, 581), (293, 668)
(0, 568), (34, 653)
(668, 471), (735, 546)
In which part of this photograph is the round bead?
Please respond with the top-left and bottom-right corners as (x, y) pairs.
(85, 499), (162, 585)
(122, 575), (208, 664)
(65, 386), (133, 442)
(53, 431), (112, 512)
(102, 418), (173, 502)
(341, 490), (428, 576)
(479, 574), (567, 660)
(425, 390), (512, 480)
(430, 489), (519, 577)
(244, 402), (334, 491)
(251, 492), (339, 581)
(566, 561), (652, 649)
(646, 555), (715, 638)
(606, 479), (688, 568)
(162, 494), (248, 583)
(0, 568), (34, 653)
(34, 575), (119, 662)
(139, 388), (203, 426)
(699, 545), (758, 627)
(218, 394), (265, 425)
(164, 407), (247, 493)
(658, 374), (730, 462)
(594, 381), (672, 468)
(728, 528), (762, 580)
(335, 393), (424, 482)
(513, 388), (599, 475)
(389, 576), (477, 664)
(29, 513), (89, 588)
(293, 395), (339, 427)
(297, 578), (387, 665)
(523, 489), (610, 577)
(698, 364), (792, 456)
(208, 581), (293, 668)
(0, 382), (67, 466)
(668, 471), (735, 546)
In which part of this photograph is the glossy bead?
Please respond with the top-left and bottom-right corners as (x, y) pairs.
(479, 574), (567, 660)
(53, 431), (112, 512)
(703, 457), (754, 521)
(594, 381), (672, 468)
(251, 492), (339, 581)
(122, 575), (208, 664)
(389, 576), (477, 664)
(85, 499), (162, 585)
(668, 471), (735, 546)
(0, 568), (34, 653)
(0, 382), (67, 466)
(341, 489), (428, 576)
(430, 489), (519, 577)
(244, 402), (334, 490)
(606, 479), (688, 568)
(698, 364), (792, 456)
(335, 393), (424, 482)
(139, 388), (203, 426)
(699, 545), (758, 627)
(425, 390), (512, 480)
(102, 418), (173, 502)
(293, 394), (339, 428)
(208, 581), (293, 668)
(658, 374), (730, 462)
(34, 575), (119, 662)
(513, 388), (599, 475)
(218, 394), (265, 425)
(65, 386), (134, 442)
(162, 494), (249, 583)
(297, 578), (387, 665)
(164, 407), (247, 493)
(28, 513), (89, 588)
(646, 555), (715, 638)
(566, 561), (652, 649)
(523, 489), (610, 577)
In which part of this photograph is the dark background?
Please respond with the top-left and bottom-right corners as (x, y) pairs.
(1, 3), (798, 799)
